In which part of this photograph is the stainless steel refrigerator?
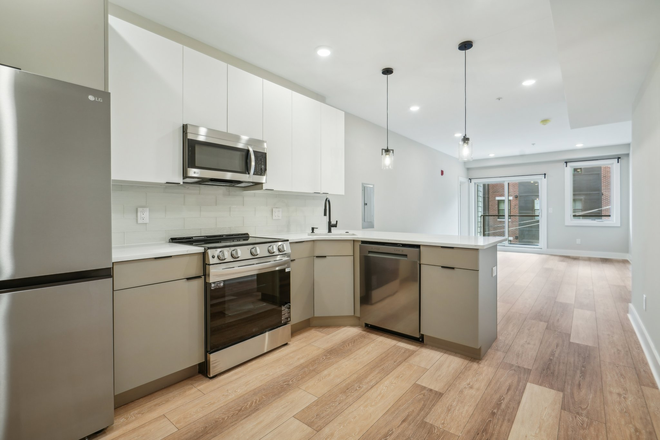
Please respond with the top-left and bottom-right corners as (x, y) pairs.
(0, 66), (114, 439)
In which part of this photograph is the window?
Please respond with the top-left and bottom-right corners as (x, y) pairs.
(565, 158), (620, 226)
(496, 197), (511, 220)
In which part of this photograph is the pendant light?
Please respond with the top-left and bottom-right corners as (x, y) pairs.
(458, 40), (473, 161)
(381, 67), (394, 169)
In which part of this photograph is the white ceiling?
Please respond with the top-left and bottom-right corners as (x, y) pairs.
(110, 0), (659, 160)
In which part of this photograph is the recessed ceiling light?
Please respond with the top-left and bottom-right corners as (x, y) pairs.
(522, 79), (536, 86)
(489, 154), (495, 157)
(576, 143), (584, 147)
(410, 105), (420, 111)
(454, 133), (462, 137)
(316, 46), (332, 57)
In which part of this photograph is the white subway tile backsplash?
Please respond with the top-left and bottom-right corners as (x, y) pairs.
(146, 218), (186, 231)
(201, 206), (231, 218)
(112, 183), (328, 244)
(184, 194), (216, 206)
(147, 193), (185, 206)
(166, 205), (201, 218)
(185, 217), (216, 229)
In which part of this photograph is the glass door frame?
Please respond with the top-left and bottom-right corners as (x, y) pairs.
(469, 174), (547, 250)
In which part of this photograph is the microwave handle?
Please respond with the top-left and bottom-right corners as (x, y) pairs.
(247, 146), (255, 176)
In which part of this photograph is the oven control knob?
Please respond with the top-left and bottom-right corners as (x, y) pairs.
(268, 245), (276, 254)
(277, 243), (286, 253)
(217, 250), (227, 261)
(250, 246), (260, 256)
(231, 249), (241, 259)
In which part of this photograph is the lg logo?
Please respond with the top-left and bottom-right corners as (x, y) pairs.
(88, 95), (103, 102)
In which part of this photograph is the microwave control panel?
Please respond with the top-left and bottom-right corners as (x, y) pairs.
(254, 151), (267, 176)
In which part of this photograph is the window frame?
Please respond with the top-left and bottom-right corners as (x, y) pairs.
(564, 158), (620, 227)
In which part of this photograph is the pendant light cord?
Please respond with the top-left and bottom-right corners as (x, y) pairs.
(386, 73), (389, 148)
(464, 50), (467, 136)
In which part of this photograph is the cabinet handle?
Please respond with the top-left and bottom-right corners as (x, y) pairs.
(316, 256), (327, 259)
(186, 276), (203, 281)
(440, 246), (455, 249)
(440, 266), (455, 270)
(291, 259), (296, 262)
(154, 255), (173, 260)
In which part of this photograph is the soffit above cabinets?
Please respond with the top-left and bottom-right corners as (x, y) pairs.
(110, 0), (657, 159)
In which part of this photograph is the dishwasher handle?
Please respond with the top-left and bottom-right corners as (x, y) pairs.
(367, 251), (409, 260)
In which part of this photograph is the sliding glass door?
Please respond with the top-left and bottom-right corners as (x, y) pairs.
(474, 176), (545, 248)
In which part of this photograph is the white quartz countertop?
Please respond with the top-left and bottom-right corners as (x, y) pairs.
(263, 230), (507, 249)
(112, 243), (204, 263)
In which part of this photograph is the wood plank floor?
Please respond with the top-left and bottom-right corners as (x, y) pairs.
(92, 254), (658, 439)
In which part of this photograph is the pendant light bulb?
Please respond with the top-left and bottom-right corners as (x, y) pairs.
(381, 67), (394, 170)
(458, 41), (474, 162)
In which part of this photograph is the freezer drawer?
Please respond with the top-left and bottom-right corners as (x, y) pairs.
(0, 278), (114, 440)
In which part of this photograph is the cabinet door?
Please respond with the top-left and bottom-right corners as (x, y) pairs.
(421, 265), (479, 347)
(108, 16), (183, 184)
(183, 47), (227, 131)
(314, 256), (354, 316)
(321, 105), (345, 195)
(263, 81), (292, 191)
(114, 277), (204, 394)
(227, 65), (263, 139)
(291, 257), (314, 323)
(292, 92), (321, 193)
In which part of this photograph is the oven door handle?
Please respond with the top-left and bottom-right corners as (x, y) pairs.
(208, 258), (290, 282)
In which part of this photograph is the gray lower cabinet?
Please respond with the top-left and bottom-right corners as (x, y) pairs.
(314, 255), (354, 316)
(420, 245), (497, 358)
(114, 275), (204, 394)
(291, 256), (314, 324)
(421, 265), (479, 347)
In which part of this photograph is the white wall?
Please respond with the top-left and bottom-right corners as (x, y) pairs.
(630, 49), (660, 363)
(0, 0), (106, 90)
(467, 152), (631, 257)
(330, 114), (467, 234)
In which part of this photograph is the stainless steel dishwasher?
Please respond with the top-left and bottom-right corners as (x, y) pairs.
(359, 242), (422, 340)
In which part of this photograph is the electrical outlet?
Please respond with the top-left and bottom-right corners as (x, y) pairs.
(644, 294), (647, 311)
(576, 238), (581, 245)
(137, 207), (149, 224)
(272, 208), (282, 220)
(492, 266), (497, 277)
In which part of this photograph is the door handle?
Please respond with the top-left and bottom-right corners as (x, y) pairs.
(247, 146), (255, 176)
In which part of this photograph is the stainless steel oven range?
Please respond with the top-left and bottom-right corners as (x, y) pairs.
(170, 233), (291, 377)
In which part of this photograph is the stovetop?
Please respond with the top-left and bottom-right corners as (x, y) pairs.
(170, 233), (281, 248)
(170, 233), (290, 264)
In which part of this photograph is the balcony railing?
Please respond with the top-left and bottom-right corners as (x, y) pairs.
(480, 214), (539, 238)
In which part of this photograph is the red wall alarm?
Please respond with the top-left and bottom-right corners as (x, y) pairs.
(441, 170), (444, 176)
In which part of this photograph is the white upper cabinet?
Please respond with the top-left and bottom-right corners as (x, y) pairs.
(321, 105), (345, 195)
(291, 92), (321, 193)
(227, 66), (263, 140)
(109, 16), (183, 184)
(263, 81), (292, 191)
(183, 47), (227, 131)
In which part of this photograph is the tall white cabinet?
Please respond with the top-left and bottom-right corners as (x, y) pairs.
(183, 47), (227, 131)
(321, 105), (345, 195)
(109, 16), (183, 184)
(263, 81), (292, 191)
(228, 66), (263, 140)
(292, 93), (321, 193)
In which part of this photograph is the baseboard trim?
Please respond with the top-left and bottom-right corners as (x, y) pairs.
(310, 316), (360, 327)
(497, 246), (630, 260)
(291, 319), (311, 333)
(628, 304), (660, 387)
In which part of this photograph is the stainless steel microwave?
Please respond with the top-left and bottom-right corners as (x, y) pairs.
(183, 124), (267, 187)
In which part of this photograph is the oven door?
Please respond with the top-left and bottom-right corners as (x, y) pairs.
(183, 125), (267, 185)
(206, 256), (291, 354)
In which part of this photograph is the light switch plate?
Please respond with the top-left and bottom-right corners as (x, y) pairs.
(272, 208), (282, 220)
(137, 207), (149, 224)
(549, 207), (553, 214)
(644, 294), (647, 310)
(492, 266), (497, 277)
(576, 238), (581, 245)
